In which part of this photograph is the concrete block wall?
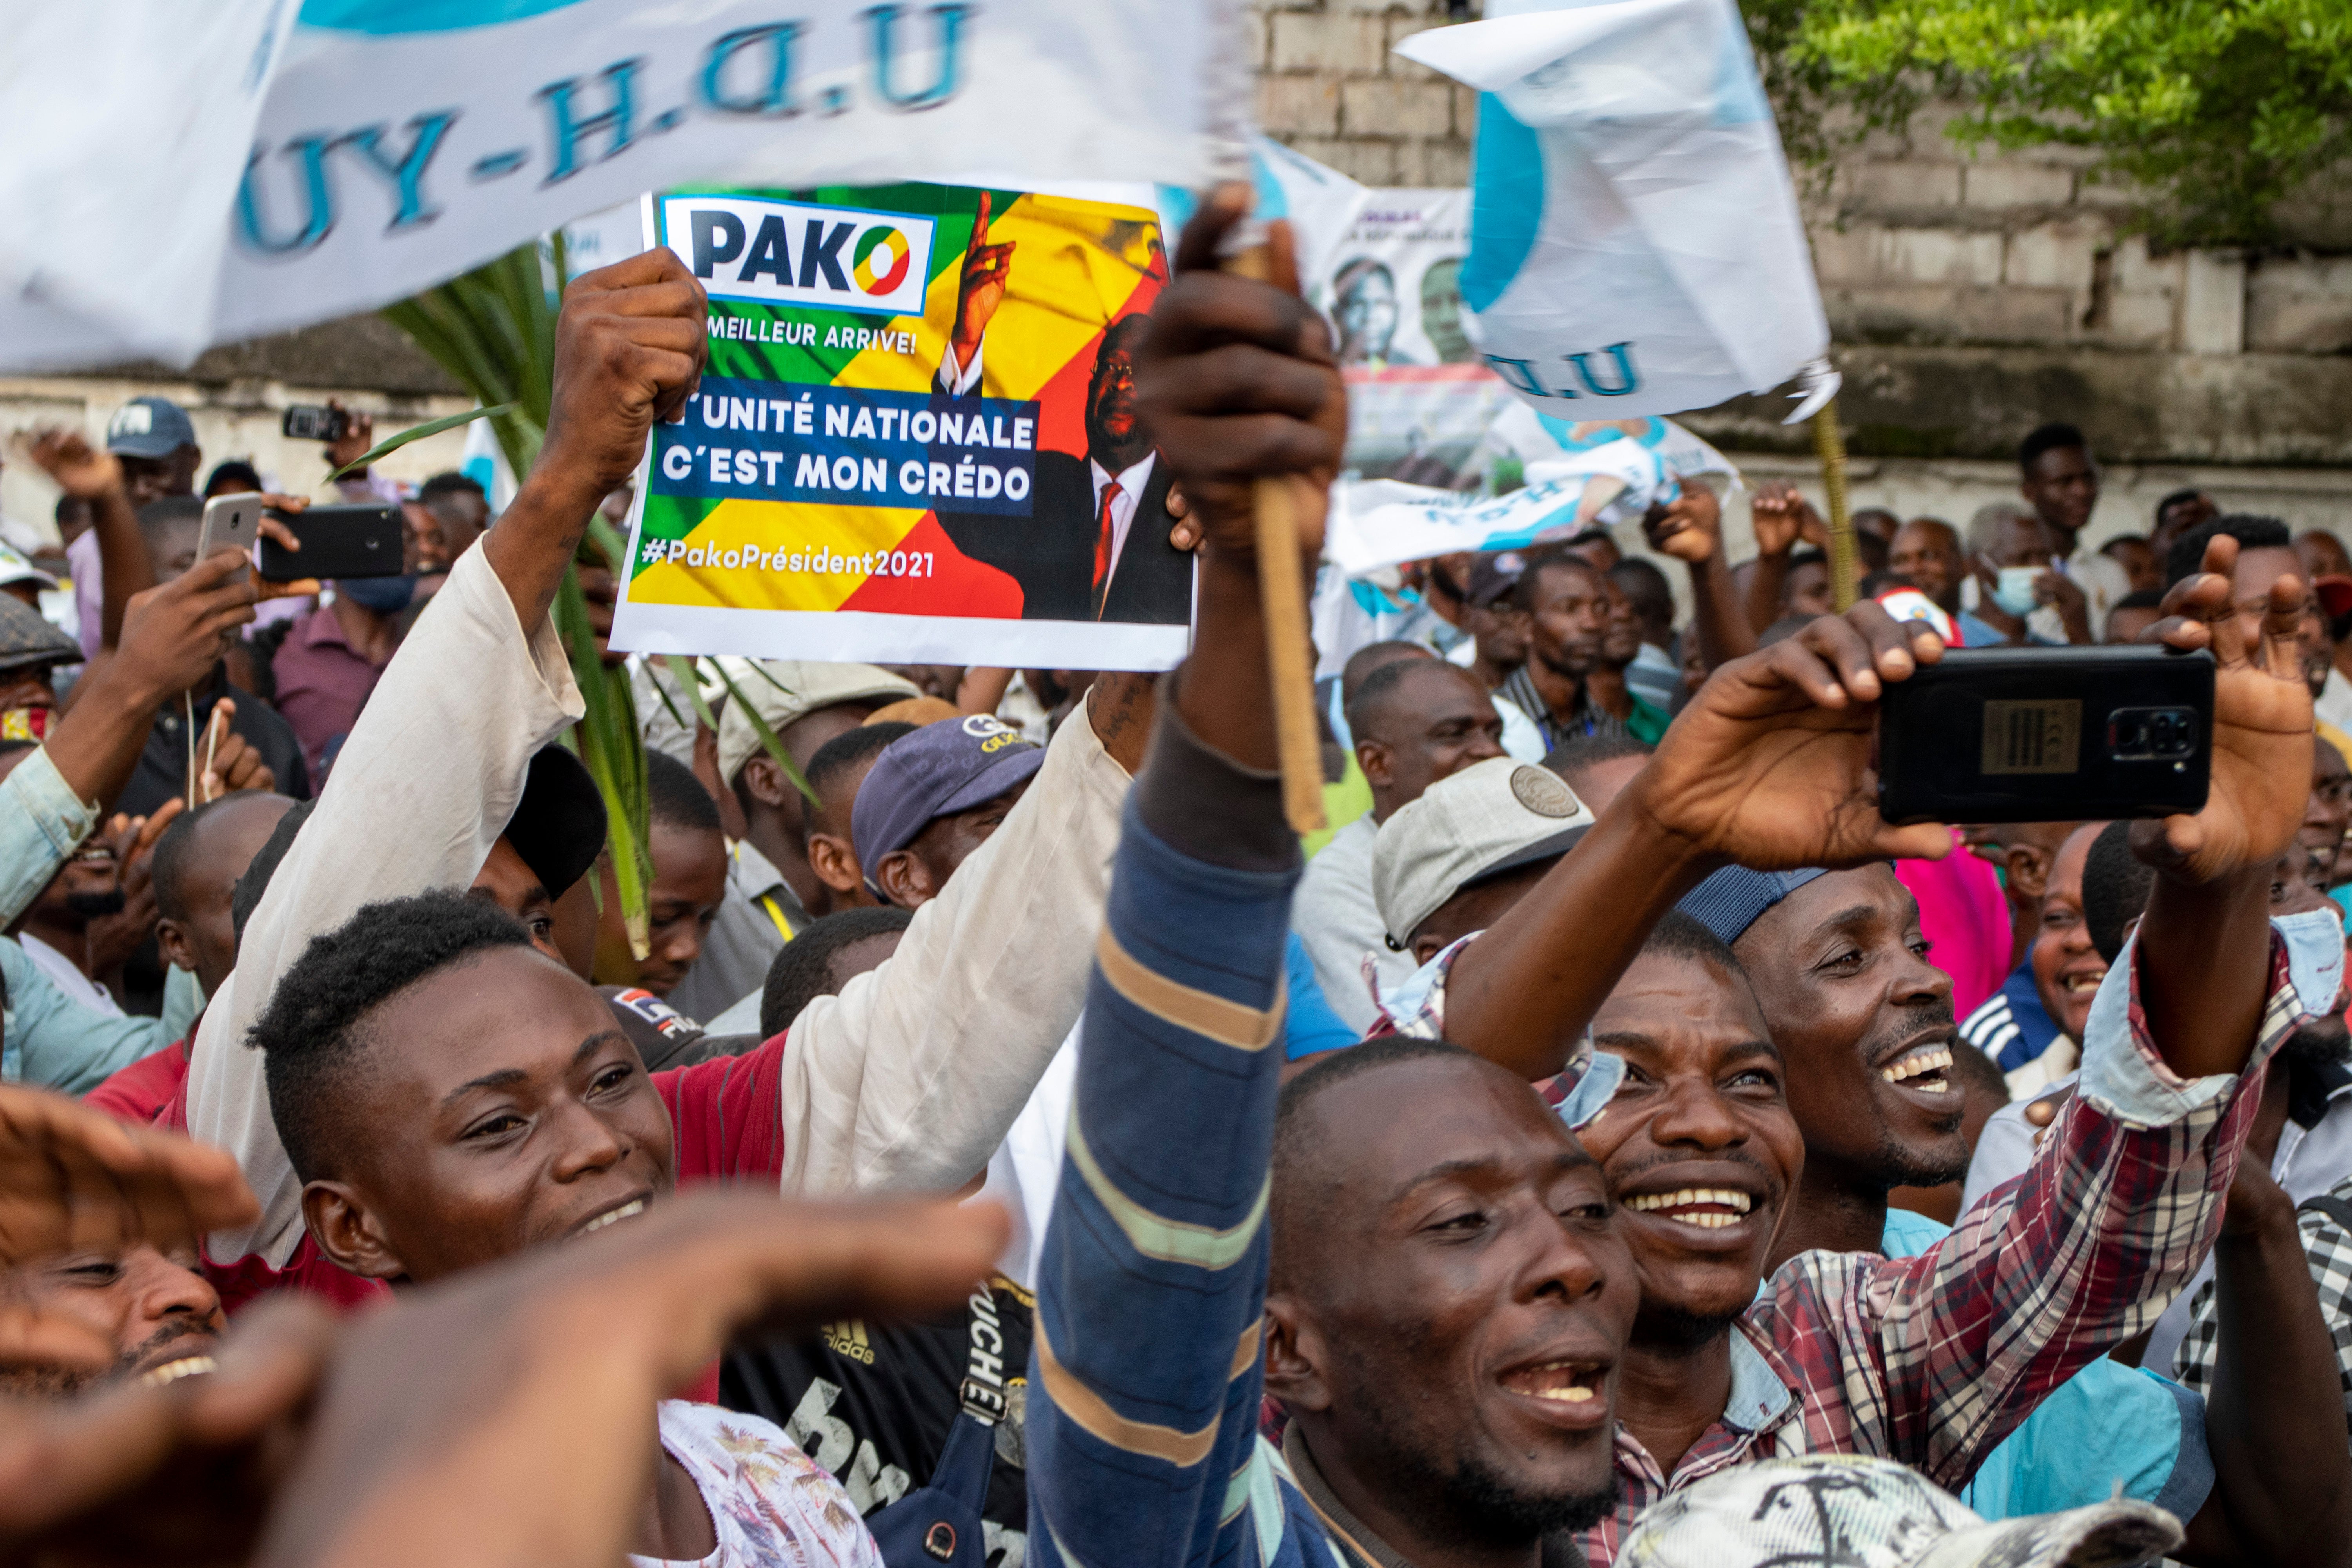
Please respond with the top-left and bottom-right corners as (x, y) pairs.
(1250, 0), (1474, 187)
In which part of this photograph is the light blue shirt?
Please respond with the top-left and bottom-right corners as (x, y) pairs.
(0, 748), (171, 1091)
(1878, 1210), (2212, 1523)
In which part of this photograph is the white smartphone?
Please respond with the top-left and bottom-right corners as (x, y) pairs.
(196, 494), (265, 575)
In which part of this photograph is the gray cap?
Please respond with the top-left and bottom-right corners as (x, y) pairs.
(1372, 757), (1596, 946)
(104, 396), (197, 459)
(712, 659), (920, 785)
(0, 593), (80, 676)
(1614, 1453), (2181, 1568)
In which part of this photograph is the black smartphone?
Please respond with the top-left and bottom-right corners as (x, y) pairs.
(1877, 645), (2214, 824)
(258, 503), (405, 581)
(281, 404), (350, 443)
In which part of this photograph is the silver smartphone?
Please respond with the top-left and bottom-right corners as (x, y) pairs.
(196, 493), (265, 575)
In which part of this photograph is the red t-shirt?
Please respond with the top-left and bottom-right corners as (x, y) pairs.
(83, 1037), (193, 1127)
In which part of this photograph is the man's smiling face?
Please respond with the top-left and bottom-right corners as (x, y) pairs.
(1582, 943), (1800, 1335)
(1731, 866), (1968, 1194)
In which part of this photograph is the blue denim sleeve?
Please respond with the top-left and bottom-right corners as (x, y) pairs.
(0, 940), (171, 1093)
(0, 748), (96, 927)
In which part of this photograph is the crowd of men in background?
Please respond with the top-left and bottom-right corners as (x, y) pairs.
(0, 199), (2341, 1567)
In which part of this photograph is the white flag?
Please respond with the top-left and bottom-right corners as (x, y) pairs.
(0, 0), (1242, 371)
(1394, 0), (1826, 420)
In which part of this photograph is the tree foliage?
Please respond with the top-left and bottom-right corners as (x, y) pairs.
(1747, 0), (2352, 246)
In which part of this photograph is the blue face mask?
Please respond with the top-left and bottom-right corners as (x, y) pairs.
(336, 574), (416, 613)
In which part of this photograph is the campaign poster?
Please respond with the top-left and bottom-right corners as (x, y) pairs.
(1317, 189), (1516, 486)
(609, 181), (1192, 670)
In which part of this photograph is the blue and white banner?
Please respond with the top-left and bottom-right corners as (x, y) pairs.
(1325, 414), (1732, 578)
(0, 0), (1242, 370)
(1394, 0), (1826, 420)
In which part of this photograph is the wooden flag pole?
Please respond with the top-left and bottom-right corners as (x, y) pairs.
(1812, 394), (1860, 613)
(1223, 244), (1328, 835)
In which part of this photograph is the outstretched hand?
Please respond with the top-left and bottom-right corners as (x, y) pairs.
(0, 1087), (256, 1267)
(2131, 533), (2313, 885)
(256, 1192), (1004, 1568)
(1642, 484), (1722, 564)
(1627, 601), (1955, 870)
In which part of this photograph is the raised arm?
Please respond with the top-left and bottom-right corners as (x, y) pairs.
(2180, 1158), (2352, 1568)
(1027, 190), (1341, 1568)
(24, 431), (149, 658)
(187, 257), (708, 1268)
(1642, 482), (1754, 672)
(481, 249), (707, 635)
(1441, 605), (1954, 1079)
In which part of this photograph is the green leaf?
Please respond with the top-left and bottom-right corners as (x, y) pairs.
(329, 402), (516, 480)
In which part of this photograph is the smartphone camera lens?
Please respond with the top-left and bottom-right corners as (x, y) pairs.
(2111, 707), (2196, 762)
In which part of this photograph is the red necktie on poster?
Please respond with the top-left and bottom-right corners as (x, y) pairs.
(1090, 479), (1125, 610)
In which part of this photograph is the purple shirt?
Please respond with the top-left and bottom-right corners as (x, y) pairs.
(270, 602), (388, 776)
(67, 529), (102, 661)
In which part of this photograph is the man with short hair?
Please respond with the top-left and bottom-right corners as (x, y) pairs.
(1544, 734), (1653, 817)
(757, 906), (913, 1039)
(2017, 421), (2132, 633)
(114, 496), (305, 818)
(662, 660), (919, 1022)
(1499, 552), (1670, 751)
(68, 397), (203, 663)
(1294, 659), (1508, 1030)
(853, 717), (1043, 909)
(2307, 737), (2351, 889)
(590, 750), (726, 1002)
(2167, 514), (2352, 744)
(1608, 555), (1682, 713)
(1968, 501), (2094, 646)
(1889, 517), (1965, 618)
(802, 720), (916, 913)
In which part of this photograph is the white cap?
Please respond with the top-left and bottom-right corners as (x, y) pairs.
(1371, 757), (1595, 947)
(0, 542), (58, 594)
(1615, 1454), (2182, 1568)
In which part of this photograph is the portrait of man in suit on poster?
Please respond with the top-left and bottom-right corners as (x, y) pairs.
(929, 192), (1194, 626)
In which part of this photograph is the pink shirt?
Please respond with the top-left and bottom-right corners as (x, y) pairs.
(1895, 830), (2009, 1020)
(270, 602), (389, 777)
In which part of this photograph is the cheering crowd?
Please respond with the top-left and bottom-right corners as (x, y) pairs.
(0, 188), (2344, 1567)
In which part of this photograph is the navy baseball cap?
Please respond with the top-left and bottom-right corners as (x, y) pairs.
(1677, 866), (1829, 947)
(852, 716), (1043, 898)
(104, 397), (197, 459)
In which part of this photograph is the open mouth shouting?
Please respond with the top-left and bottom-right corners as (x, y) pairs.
(1494, 1352), (1614, 1432)
(1622, 1188), (1753, 1230)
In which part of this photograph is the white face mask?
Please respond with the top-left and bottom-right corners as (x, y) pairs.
(1992, 565), (2043, 617)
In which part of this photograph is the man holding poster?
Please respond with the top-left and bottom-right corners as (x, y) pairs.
(612, 182), (1196, 669)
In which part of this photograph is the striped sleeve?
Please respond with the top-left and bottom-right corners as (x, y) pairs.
(1026, 802), (1299, 1568)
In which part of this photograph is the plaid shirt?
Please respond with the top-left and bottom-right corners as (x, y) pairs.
(1378, 928), (2303, 1568)
(2175, 1170), (2352, 1442)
